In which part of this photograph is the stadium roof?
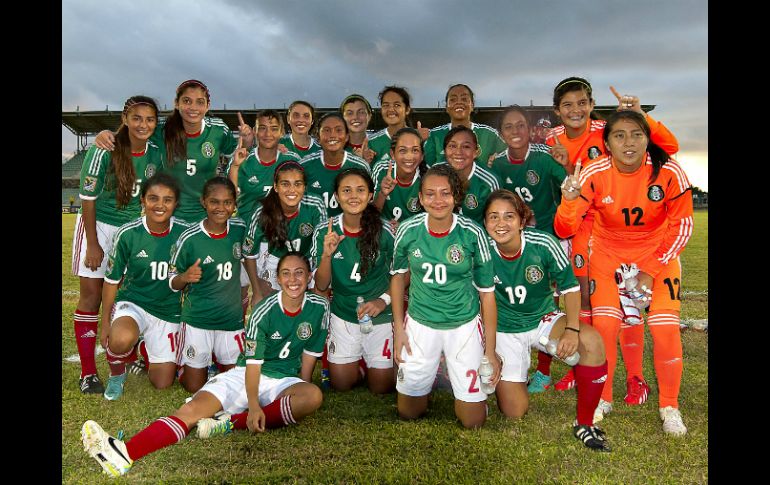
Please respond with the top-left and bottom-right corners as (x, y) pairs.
(62, 105), (655, 138)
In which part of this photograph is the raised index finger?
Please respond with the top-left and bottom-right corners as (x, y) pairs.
(328, 217), (333, 235)
(609, 85), (622, 101)
(237, 111), (246, 127)
(552, 131), (562, 146)
(574, 158), (582, 179)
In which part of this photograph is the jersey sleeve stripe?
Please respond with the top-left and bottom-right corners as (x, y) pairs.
(659, 216), (693, 264)
(475, 168), (500, 189)
(578, 158), (611, 185)
(392, 213), (425, 250)
(559, 285), (581, 294)
(87, 148), (107, 175)
(245, 294), (280, 341)
(661, 161), (692, 193)
(456, 217), (491, 262)
(526, 232), (570, 269)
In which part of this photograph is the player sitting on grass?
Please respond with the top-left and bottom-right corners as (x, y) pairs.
(81, 252), (328, 477)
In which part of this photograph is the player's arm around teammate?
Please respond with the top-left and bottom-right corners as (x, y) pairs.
(483, 190), (610, 451)
(100, 174), (189, 400)
(81, 253), (327, 478)
(391, 164), (501, 429)
(312, 168), (396, 394)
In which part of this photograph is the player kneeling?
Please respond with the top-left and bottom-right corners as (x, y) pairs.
(483, 190), (610, 451)
(81, 252), (328, 477)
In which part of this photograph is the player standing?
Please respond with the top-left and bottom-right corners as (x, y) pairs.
(280, 100), (321, 159)
(367, 86), (413, 166)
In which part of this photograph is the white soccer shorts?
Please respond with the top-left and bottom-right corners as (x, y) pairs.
(71, 214), (119, 277)
(327, 313), (394, 369)
(111, 301), (180, 364)
(178, 323), (245, 368)
(497, 311), (564, 383)
(198, 365), (304, 415)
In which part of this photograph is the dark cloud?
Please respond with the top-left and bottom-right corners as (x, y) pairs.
(63, 0), (707, 162)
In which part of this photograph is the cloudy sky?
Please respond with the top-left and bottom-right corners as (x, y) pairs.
(62, 0), (708, 189)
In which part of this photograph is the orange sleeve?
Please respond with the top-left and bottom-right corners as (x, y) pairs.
(645, 114), (679, 155)
(554, 193), (591, 239)
(637, 167), (694, 277)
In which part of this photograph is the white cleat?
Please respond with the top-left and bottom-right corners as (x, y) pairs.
(593, 399), (613, 423)
(660, 406), (688, 436)
(81, 420), (133, 477)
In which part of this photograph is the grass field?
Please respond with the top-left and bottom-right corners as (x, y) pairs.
(62, 211), (708, 484)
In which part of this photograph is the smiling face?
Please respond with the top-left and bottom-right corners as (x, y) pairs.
(274, 169), (306, 212)
(123, 104), (157, 147)
(141, 183), (177, 226)
(257, 115), (283, 150)
(419, 173), (455, 222)
(391, 132), (423, 177)
(445, 85), (474, 123)
(380, 90), (410, 128)
(342, 99), (371, 135)
(500, 110), (529, 151)
(175, 86), (210, 127)
(554, 88), (594, 134)
(336, 173), (371, 217)
(201, 184), (236, 225)
(288, 103), (313, 136)
(277, 254), (310, 299)
(444, 130), (478, 175)
(484, 197), (523, 247)
(606, 118), (649, 173)
(318, 116), (348, 153)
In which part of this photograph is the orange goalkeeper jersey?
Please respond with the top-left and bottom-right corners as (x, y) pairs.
(554, 154), (693, 278)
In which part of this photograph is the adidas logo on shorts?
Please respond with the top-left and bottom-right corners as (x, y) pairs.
(136, 250), (148, 258)
(203, 256), (215, 264)
(270, 331), (282, 340)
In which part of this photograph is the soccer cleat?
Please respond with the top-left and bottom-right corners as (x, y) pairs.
(527, 370), (552, 394)
(126, 359), (148, 375)
(624, 376), (650, 405)
(196, 413), (233, 439)
(554, 369), (576, 391)
(320, 368), (331, 389)
(80, 374), (105, 394)
(81, 420), (133, 477)
(660, 406), (687, 436)
(573, 424), (611, 452)
(103, 373), (127, 401)
(593, 399), (613, 423)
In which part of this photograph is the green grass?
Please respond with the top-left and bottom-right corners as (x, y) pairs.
(62, 211), (708, 484)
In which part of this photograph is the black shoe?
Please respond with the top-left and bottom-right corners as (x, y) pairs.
(126, 360), (148, 375)
(80, 374), (105, 394)
(573, 424), (611, 452)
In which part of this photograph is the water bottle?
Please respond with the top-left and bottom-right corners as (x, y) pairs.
(479, 356), (496, 394)
(615, 268), (642, 324)
(357, 296), (374, 334)
(539, 335), (580, 366)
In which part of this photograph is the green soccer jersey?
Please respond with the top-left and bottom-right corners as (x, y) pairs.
(488, 144), (566, 235)
(152, 117), (239, 223)
(491, 228), (579, 333)
(391, 213), (495, 329)
(169, 218), (247, 331)
(310, 215), (394, 324)
(79, 141), (164, 227)
(371, 159), (424, 222)
(299, 151), (371, 217)
(279, 133), (322, 159)
(423, 122), (507, 167)
(367, 128), (394, 166)
(238, 291), (329, 379)
(227, 149), (302, 225)
(243, 194), (328, 259)
(435, 162), (501, 225)
(105, 216), (191, 323)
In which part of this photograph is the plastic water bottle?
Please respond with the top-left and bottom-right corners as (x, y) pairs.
(539, 335), (580, 366)
(479, 356), (496, 394)
(357, 296), (374, 334)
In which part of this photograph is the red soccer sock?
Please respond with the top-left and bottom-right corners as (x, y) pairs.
(74, 310), (99, 378)
(574, 361), (609, 426)
(358, 358), (368, 379)
(125, 416), (189, 461)
(138, 340), (149, 364)
(106, 345), (136, 377)
(263, 396), (297, 429)
(229, 411), (250, 431)
(578, 310), (593, 327)
(321, 344), (329, 371)
(536, 350), (552, 376)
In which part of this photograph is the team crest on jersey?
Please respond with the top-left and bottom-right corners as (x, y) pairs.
(83, 176), (97, 192)
(299, 223), (314, 237)
(329, 341), (336, 354)
(574, 254), (585, 269)
(525, 265), (544, 284)
(397, 367), (405, 382)
(185, 345), (196, 359)
(647, 185), (664, 202)
(242, 237), (254, 254)
(526, 170), (540, 186)
(589, 279), (596, 295)
(465, 194), (479, 210)
(233, 242), (242, 259)
(407, 197), (421, 212)
(144, 163), (157, 178)
(201, 142), (215, 158)
(588, 146), (602, 160)
(446, 244), (465, 265)
(245, 340), (256, 357)
(297, 322), (312, 340)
